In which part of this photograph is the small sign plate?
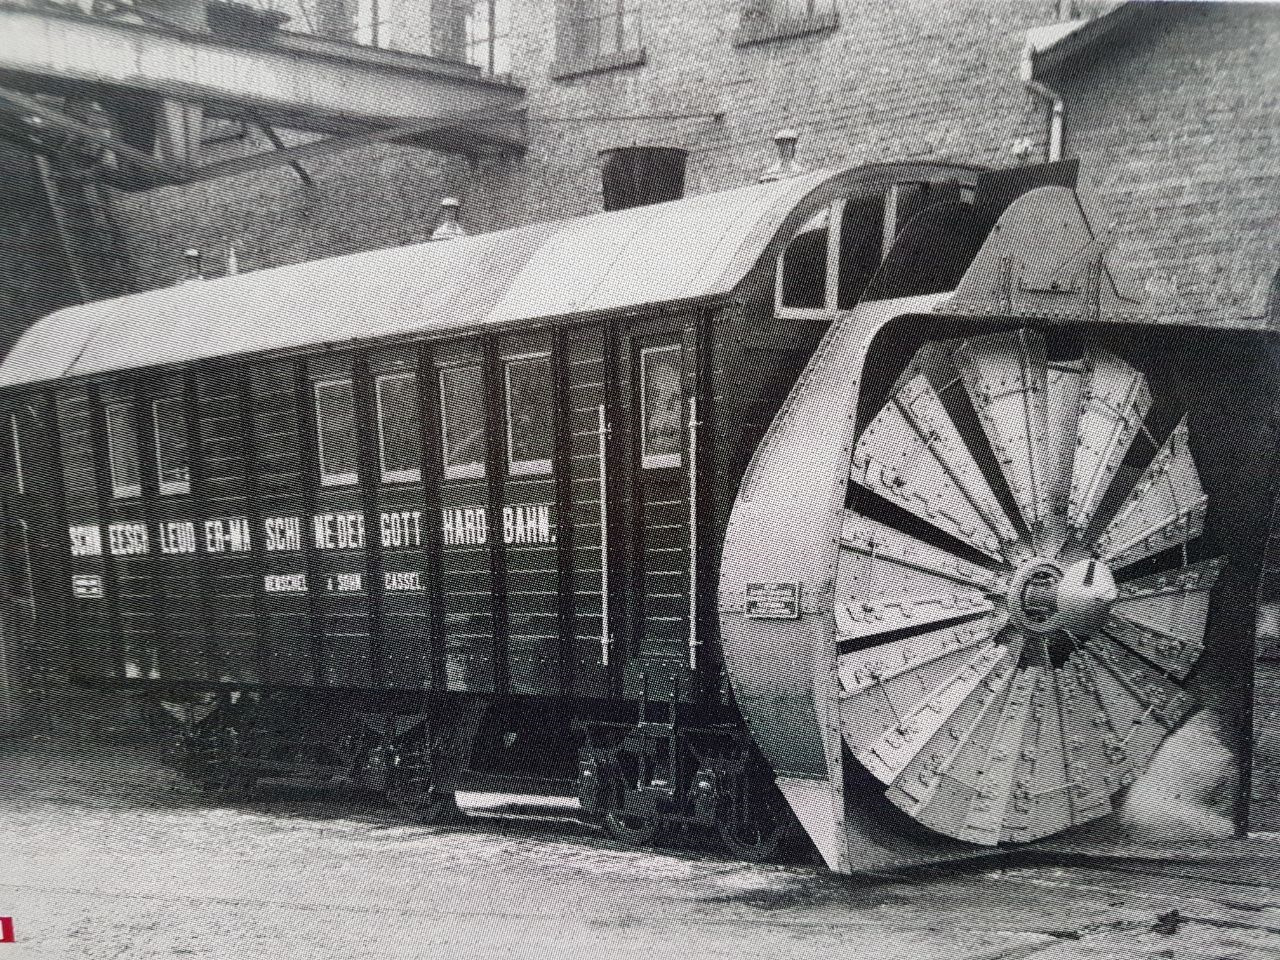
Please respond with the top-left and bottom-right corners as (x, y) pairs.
(71, 574), (103, 599)
(745, 582), (800, 619)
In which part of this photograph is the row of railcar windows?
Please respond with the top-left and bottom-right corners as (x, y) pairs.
(100, 354), (561, 499)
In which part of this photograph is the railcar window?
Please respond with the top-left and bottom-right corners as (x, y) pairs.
(505, 354), (554, 476)
(440, 365), (487, 481)
(152, 397), (191, 495)
(780, 208), (829, 310)
(640, 344), (682, 470)
(315, 379), (359, 487)
(376, 373), (422, 483)
(10, 413), (23, 496)
(106, 402), (142, 499)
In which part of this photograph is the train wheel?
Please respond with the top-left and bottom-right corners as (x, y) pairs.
(603, 809), (662, 846)
(842, 329), (1216, 845)
(718, 807), (785, 862)
(386, 775), (460, 824)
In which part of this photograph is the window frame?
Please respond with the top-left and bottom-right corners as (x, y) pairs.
(465, 0), (511, 76)
(105, 401), (142, 499)
(775, 198), (844, 320)
(439, 363), (487, 482)
(639, 343), (684, 471)
(151, 396), (191, 497)
(504, 351), (555, 477)
(735, 0), (839, 47)
(375, 372), (423, 484)
(314, 378), (360, 488)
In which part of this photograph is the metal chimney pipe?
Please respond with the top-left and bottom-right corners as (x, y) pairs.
(598, 146), (688, 211)
(431, 197), (467, 241)
(759, 128), (808, 183)
(180, 247), (204, 284)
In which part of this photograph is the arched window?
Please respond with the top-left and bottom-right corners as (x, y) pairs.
(779, 208), (829, 311)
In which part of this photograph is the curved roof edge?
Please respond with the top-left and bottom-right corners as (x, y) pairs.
(0, 162), (977, 389)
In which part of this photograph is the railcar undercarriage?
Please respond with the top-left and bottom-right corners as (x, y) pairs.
(144, 690), (797, 861)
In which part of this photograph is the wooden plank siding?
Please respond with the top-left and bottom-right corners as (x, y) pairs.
(197, 364), (261, 683)
(31, 311), (732, 711)
(563, 323), (612, 700)
(250, 359), (311, 686)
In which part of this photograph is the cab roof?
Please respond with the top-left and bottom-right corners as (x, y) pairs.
(0, 171), (837, 389)
(0, 161), (984, 389)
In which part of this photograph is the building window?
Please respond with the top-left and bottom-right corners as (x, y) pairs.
(315, 379), (359, 487)
(355, 0), (393, 47)
(735, 0), (838, 47)
(640, 345), (682, 470)
(106, 402), (142, 499)
(505, 354), (554, 476)
(440, 365), (487, 481)
(376, 373), (423, 483)
(9, 413), (23, 496)
(553, 0), (645, 78)
(465, 0), (511, 76)
(152, 397), (191, 496)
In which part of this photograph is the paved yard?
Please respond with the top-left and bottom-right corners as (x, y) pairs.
(2, 736), (1280, 959)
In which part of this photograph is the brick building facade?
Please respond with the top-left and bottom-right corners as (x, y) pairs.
(89, 1), (1276, 327)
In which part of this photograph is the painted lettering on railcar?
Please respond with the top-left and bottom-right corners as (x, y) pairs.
(158, 520), (198, 555)
(263, 516), (303, 552)
(503, 504), (555, 545)
(263, 573), (308, 593)
(204, 517), (252, 553)
(71, 574), (103, 598)
(313, 512), (366, 550)
(384, 570), (425, 592)
(380, 510), (424, 548)
(325, 573), (364, 593)
(442, 507), (489, 546)
(107, 522), (149, 556)
(69, 524), (103, 557)
(441, 505), (556, 547)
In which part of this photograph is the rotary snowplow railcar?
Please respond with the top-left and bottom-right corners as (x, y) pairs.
(0, 159), (1275, 873)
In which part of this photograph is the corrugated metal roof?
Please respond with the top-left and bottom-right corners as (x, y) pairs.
(0, 170), (832, 389)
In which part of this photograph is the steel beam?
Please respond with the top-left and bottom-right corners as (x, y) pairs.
(0, 5), (526, 150)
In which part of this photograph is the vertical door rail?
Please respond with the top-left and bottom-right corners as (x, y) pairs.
(597, 403), (611, 667)
(687, 395), (700, 671)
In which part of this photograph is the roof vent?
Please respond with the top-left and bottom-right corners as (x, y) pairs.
(431, 197), (467, 241)
(759, 128), (808, 183)
(599, 146), (688, 212)
(179, 247), (204, 284)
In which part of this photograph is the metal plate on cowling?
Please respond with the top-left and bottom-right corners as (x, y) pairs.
(842, 328), (1218, 847)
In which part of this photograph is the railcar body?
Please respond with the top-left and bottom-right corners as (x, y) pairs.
(1, 159), (1276, 871)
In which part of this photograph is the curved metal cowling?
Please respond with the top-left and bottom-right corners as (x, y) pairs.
(0, 171), (832, 389)
(716, 185), (1237, 873)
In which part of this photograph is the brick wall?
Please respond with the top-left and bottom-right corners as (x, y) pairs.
(100, 0), (1278, 324)
(1058, 1), (1280, 322)
(106, 0), (1052, 288)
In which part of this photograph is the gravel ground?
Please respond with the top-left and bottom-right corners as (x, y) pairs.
(3, 736), (1280, 959)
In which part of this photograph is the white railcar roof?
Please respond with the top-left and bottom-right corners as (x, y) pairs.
(0, 170), (835, 389)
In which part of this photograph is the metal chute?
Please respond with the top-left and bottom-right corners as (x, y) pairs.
(840, 328), (1214, 846)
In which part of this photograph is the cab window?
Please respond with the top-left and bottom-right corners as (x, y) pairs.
(152, 397), (191, 495)
(779, 208), (829, 310)
(440, 364), (486, 480)
(106, 402), (141, 499)
(505, 354), (553, 476)
(315, 379), (358, 486)
(376, 373), (422, 483)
